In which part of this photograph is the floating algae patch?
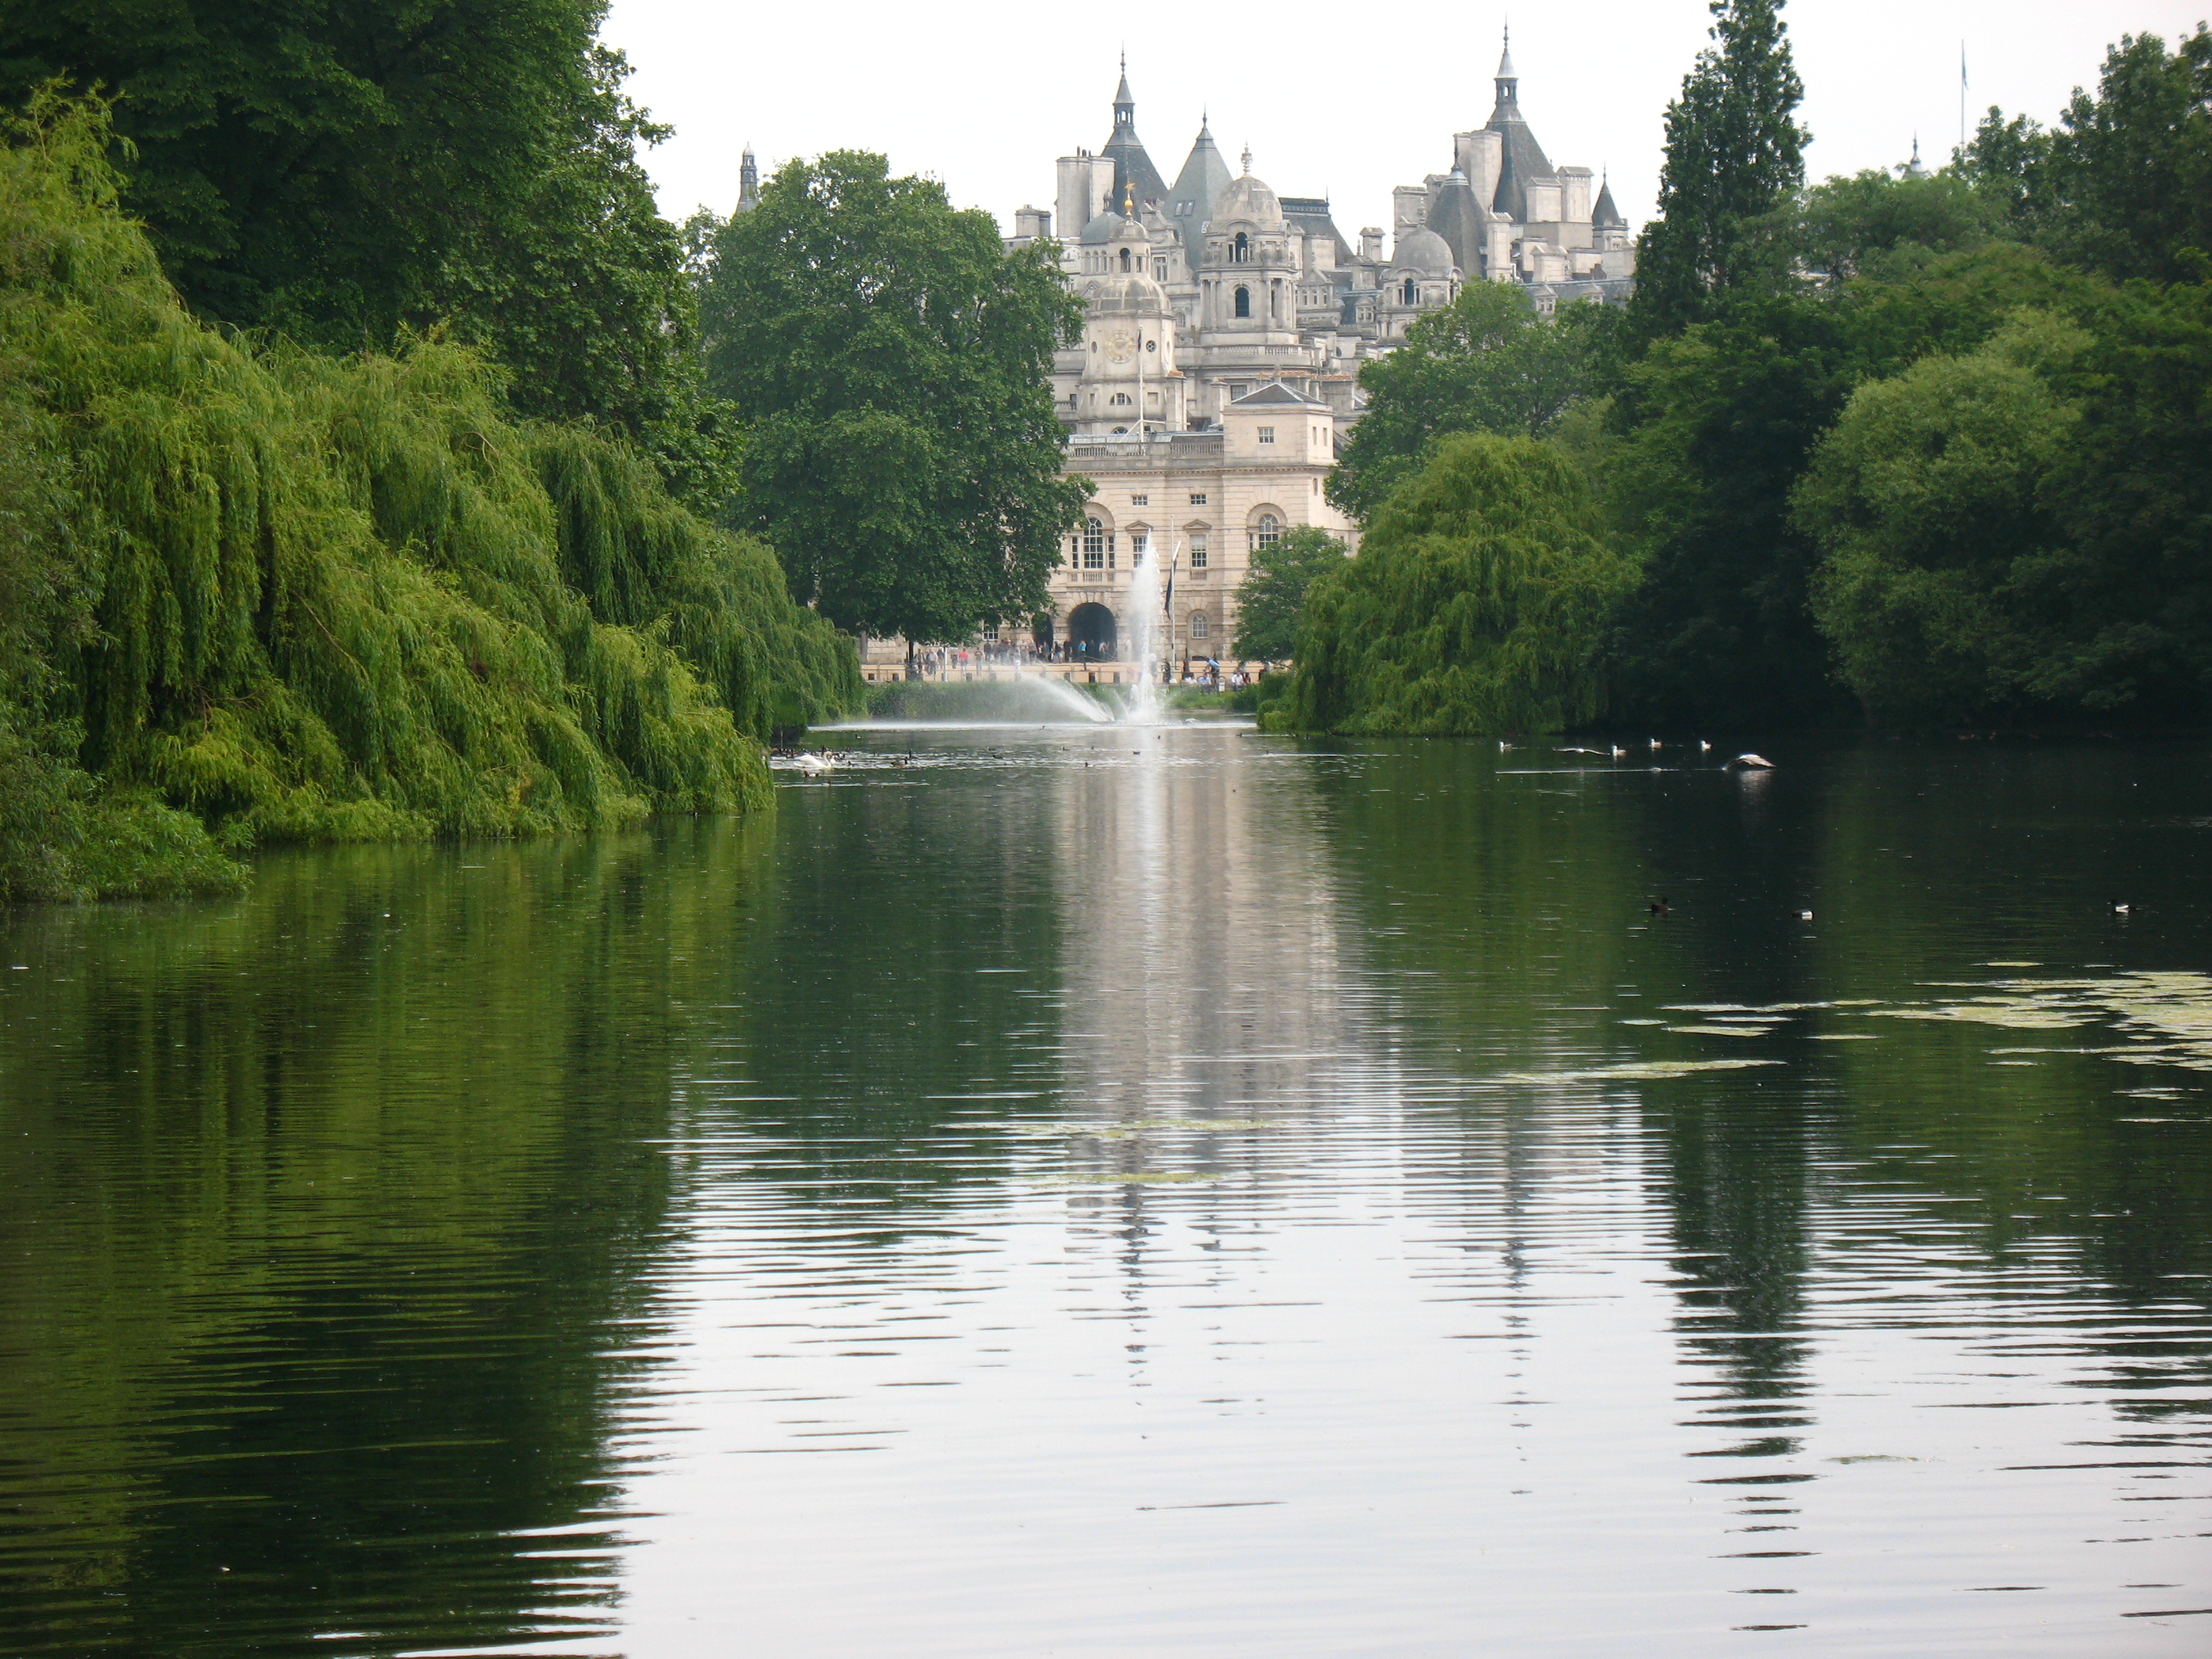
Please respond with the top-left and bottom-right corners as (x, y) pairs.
(1490, 1058), (1786, 1087)
(1859, 972), (2212, 1072)
(1068, 1120), (1288, 1141)
(1056, 1170), (1223, 1185)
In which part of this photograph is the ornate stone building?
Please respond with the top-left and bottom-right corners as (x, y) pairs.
(994, 37), (1634, 669)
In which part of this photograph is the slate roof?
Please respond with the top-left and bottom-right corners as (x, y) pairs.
(1167, 122), (1235, 255)
(1425, 175), (1487, 274)
(1103, 67), (1169, 209)
(1230, 382), (1321, 407)
(1486, 56), (1553, 222)
(1592, 173), (1626, 228)
(1280, 196), (1353, 266)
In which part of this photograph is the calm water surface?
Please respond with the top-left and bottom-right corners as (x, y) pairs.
(3, 728), (2209, 1656)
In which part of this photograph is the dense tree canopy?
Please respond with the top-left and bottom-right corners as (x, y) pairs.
(1232, 527), (1347, 663)
(697, 151), (1086, 644)
(1278, 436), (1633, 735)
(0, 98), (855, 899)
(0, 0), (725, 494)
(1633, 0), (1809, 335)
(1327, 285), (1621, 520)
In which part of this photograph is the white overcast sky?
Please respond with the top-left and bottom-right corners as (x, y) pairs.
(601, 1), (2206, 237)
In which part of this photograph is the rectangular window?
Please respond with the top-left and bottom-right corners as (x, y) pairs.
(1153, 258), (1168, 282)
(1190, 536), (1208, 569)
(981, 623), (1000, 642)
(1189, 493), (1207, 506)
(1258, 426), (1275, 445)
(1130, 493), (1148, 506)
(1084, 546), (1104, 570)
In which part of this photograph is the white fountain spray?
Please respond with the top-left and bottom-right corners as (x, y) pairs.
(1120, 530), (1174, 724)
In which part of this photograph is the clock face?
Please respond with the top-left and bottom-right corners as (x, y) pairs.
(1105, 333), (1136, 364)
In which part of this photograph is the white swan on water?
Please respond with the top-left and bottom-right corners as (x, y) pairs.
(1728, 753), (1776, 771)
(796, 752), (836, 775)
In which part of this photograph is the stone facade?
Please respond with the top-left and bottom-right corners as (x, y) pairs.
(991, 36), (1634, 665)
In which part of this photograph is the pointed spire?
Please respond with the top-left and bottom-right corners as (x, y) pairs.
(1240, 143), (1253, 176)
(1115, 49), (1132, 114)
(1497, 22), (1516, 82)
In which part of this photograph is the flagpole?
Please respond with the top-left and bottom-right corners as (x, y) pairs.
(1960, 42), (1968, 161)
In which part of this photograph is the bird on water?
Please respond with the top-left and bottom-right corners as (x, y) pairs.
(1648, 897), (1671, 917)
(2110, 900), (2134, 916)
(1727, 753), (1776, 771)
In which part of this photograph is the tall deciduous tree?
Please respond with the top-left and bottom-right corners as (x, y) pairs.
(698, 151), (1086, 644)
(1326, 285), (1621, 520)
(1280, 435), (1633, 735)
(0, 1), (723, 493)
(1633, 0), (1809, 335)
(1231, 527), (1347, 663)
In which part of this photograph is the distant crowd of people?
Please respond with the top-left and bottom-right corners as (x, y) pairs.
(902, 647), (1265, 685)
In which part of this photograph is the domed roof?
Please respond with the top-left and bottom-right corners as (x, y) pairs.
(1394, 225), (1455, 276)
(1086, 270), (1170, 314)
(1214, 171), (1284, 230)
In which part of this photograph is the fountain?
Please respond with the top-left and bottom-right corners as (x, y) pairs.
(1119, 533), (1172, 726)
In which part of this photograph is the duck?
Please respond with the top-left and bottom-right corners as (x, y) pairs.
(2109, 900), (2134, 916)
(1698, 740), (1713, 754)
(1795, 907), (1816, 922)
(1611, 744), (1629, 759)
(1648, 738), (1663, 751)
(1727, 752), (1776, 771)
(1499, 739), (1517, 753)
(1648, 896), (1672, 918)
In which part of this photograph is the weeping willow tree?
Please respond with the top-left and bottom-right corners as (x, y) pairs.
(0, 98), (857, 899)
(1275, 434), (1635, 735)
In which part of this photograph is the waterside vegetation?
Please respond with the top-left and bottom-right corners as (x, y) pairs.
(1276, 5), (2212, 737)
(0, 100), (855, 901)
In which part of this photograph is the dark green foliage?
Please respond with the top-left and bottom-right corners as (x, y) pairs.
(1232, 527), (1348, 663)
(0, 1), (728, 495)
(1277, 435), (1634, 735)
(697, 151), (1088, 642)
(1794, 316), (2087, 722)
(1327, 285), (1624, 520)
(1795, 169), (2002, 284)
(1633, 0), (1809, 335)
(1798, 281), (2212, 727)
(2036, 29), (2212, 285)
(1605, 295), (1856, 726)
(0, 99), (854, 898)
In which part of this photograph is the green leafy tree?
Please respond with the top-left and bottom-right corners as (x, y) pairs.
(1231, 527), (1347, 662)
(1795, 169), (2002, 285)
(1604, 295), (1856, 726)
(1327, 285), (1622, 520)
(1633, 0), (1810, 335)
(698, 151), (1086, 644)
(1795, 315), (2086, 723)
(1277, 434), (1634, 735)
(0, 1), (724, 493)
(2036, 28), (2212, 285)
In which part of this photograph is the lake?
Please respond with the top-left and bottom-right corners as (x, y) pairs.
(2, 725), (2208, 1656)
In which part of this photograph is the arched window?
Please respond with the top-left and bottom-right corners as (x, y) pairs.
(1083, 517), (1105, 569)
(1119, 247), (1132, 272)
(1250, 513), (1281, 553)
(1234, 285), (1250, 319)
(1402, 277), (1417, 304)
(1109, 392), (1132, 407)
(1233, 231), (1249, 262)
(1190, 611), (1210, 640)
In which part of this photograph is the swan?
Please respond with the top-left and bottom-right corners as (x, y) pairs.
(1727, 753), (1776, 771)
(796, 751), (836, 775)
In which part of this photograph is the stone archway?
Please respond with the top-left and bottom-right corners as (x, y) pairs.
(1067, 602), (1118, 661)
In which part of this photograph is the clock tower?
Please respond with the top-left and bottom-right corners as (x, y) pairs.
(1071, 201), (1185, 436)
